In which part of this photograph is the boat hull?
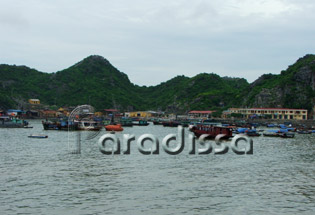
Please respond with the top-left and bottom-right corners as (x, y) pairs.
(190, 125), (233, 139)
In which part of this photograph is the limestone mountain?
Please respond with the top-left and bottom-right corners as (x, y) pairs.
(0, 54), (314, 114)
(243, 54), (315, 111)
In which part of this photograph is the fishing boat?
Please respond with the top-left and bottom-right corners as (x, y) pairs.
(42, 119), (79, 130)
(162, 121), (181, 127)
(132, 120), (149, 126)
(152, 118), (163, 125)
(0, 116), (29, 128)
(189, 124), (233, 139)
(263, 132), (280, 137)
(77, 120), (102, 131)
(104, 124), (123, 131)
(279, 133), (295, 138)
(234, 128), (261, 137)
(28, 134), (48, 138)
(297, 130), (312, 134)
(263, 129), (295, 138)
(245, 130), (261, 137)
(120, 117), (133, 127)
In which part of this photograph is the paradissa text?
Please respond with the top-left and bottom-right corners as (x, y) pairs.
(97, 126), (253, 155)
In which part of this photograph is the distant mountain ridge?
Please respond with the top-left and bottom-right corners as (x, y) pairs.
(1, 54), (314, 114)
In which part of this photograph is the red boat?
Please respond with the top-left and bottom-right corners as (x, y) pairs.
(189, 124), (233, 139)
(104, 124), (124, 132)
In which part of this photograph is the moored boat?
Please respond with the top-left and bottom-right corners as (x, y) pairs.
(162, 121), (181, 127)
(104, 124), (124, 131)
(0, 116), (29, 128)
(28, 134), (48, 138)
(42, 119), (79, 130)
(76, 120), (102, 131)
(279, 133), (295, 138)
(297, 130), (312, 134)
(189, 124), (233, 139)
(132, 120), (149, 126)
(120, 117), (133, 127)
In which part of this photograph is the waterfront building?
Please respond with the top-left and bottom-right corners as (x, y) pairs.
(225, 108), (308, 120)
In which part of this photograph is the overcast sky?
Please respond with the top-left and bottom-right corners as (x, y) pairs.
(1, 0), (314, 86)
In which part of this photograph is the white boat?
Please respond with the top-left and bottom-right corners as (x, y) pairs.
(28, 134), (48, 138)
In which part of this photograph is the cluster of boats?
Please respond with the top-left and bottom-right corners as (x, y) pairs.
(0, 116), (30, 128)
(41, 117), (152, 132)
(2, 114), (314, 140)
(40, 117), (315, 139)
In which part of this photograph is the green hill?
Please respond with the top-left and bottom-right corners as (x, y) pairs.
(0, 54), (314, 114)
(243, 54), (315, 111)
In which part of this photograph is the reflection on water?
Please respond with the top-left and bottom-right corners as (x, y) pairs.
(0, 120), (314, 214)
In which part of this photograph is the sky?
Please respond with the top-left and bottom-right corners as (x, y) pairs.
(0, 0), (314, 86)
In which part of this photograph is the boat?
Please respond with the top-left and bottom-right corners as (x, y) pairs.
(263, 129), (295, 138)
(42, 119), (79, 130)
(104, 124), (124, 131)
(28, 134), (48, 138)
(234, 128), (261, 137)
(189, 124), (233, 139)
(76, 120), (102, 131)
(263, 132), (281, 137)
(162, 121), (181, 127)
(120, 117), (133, 127)
(267, 124), (277, 128)
(245, 130), (261, 137)
(152, 118), (163, 125)
(132, 120), (149, 126)
(297, 130), (312, 134)
(279, 133), (295, 138)
(0, 116), (29, 128)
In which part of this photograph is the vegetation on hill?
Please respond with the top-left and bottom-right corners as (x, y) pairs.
(0, 54), (314, 114)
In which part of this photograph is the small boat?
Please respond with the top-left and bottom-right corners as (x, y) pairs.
(279, 133), (295, 138)
(263, 132), (280, 137)
(77, 120), (102, 131)
(162, 121), (181, 127)
(0, 116), (29, 128)
(105, 124), (124, 131)
(120, 117), (133, 127)
(132, 120), (149, 126)
(297, 130), (312, 134)
(267, 124), (277, 128)
(28, 134), (48, 138)
(42, 119), (79, 131)
(246, 131), (261, 137)
(189, 124), (233, 139)
(152, 118), (163, 125)
(235, 128), (261, 137)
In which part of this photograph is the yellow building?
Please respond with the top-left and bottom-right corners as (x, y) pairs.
(125, 111), (165, 118)
(28, 99), (40, 105)
(126, 111), (153, 118)
(227, 108), (308, 120)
